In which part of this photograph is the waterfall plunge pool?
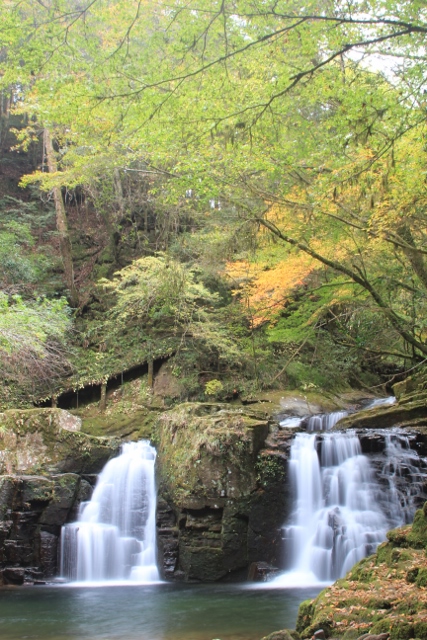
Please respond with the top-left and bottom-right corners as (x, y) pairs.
(0, 583), (321, 640)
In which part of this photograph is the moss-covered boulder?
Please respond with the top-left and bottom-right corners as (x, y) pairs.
(393, 372), (427, 404)
(156, 403), (269, 504)
(0, 409), (120, 475)
(155, 403), (287, 581)
(295, 503), (427, 639)
(335, 399), (427, 430)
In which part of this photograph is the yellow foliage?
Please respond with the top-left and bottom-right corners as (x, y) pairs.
(226, 253), (315, 326)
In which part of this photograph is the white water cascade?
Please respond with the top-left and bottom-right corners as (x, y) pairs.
(276, 409), (427, 587)
(306, 411), (348, 432)
(381, 431), (427, 528)
(281, 432), (389, 585)
(60, 440), (159, 583)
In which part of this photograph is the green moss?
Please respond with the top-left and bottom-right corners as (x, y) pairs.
(414, 622), (427, 639)
(373, 621), (414, 640)
(256, 453), (285, 488)
(261, 631), (295, 640)
(295, 599), (314, 633)
(386, 507), (427, 550)
(0, 408), (120, 475)
(387, 526), (411, 546)
(22, 477), (54, 503)
(342, 630), (365, 640)
(156, 402), (268, 503)
(371, 619), (394, 635)
(407, 505), (427, 548)
(348, 556), (374, 582)
(416, 567), (427, 587)
(406, 567), (419, 583)
(81, 408), (157, 440)
(302, 615), (335, 639)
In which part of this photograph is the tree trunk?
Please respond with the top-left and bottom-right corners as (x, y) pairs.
(43, 128), (79, 307)
(397, 224), (427, 292)
(100, 381), (107, 412)
(113, 168), (125, 218)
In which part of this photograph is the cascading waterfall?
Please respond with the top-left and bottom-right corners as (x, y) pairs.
(381, 431), (427, 527)
(276, 400), (427, 587)
(60, 440), (159, 583)
(280, 411), (348, 431)
(281, 432), (389, 584)
(306, 411), (348, 432)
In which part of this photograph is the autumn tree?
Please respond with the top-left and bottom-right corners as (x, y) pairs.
(3, 0), (427, 386)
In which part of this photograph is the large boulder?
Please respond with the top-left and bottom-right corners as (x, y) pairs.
(335, 400), (427, 431)
(0, 409), (120, 474)
(156, 403), (288, 581)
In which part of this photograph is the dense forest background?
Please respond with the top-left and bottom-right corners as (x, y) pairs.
(1, 0), (427, 410)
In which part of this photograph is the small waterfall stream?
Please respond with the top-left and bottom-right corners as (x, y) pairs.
(276, 400), (427, 586)
(60, 440), (159, 583)
(306, 411), (348, 432)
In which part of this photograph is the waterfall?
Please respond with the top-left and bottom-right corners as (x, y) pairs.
(306, 411), (348, 432)
(280, 411), (347, 431)
(60, 440), (159, 583)
(275, 407), (427, 587)
(281, 432), (389, 584)
(381, 431), (427, 527)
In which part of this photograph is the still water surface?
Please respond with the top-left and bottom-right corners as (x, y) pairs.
(0, 583), (321, 640)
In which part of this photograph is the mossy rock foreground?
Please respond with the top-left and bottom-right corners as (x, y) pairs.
(294, 503), (427, 639)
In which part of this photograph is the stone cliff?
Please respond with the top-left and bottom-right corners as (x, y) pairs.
(155, 402), (289, 581)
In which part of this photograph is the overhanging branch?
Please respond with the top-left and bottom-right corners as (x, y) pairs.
(256, 214), (427, 356)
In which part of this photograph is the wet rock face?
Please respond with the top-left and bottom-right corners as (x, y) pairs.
(248, 561), (281, 582)
(156, 403), (289, 581)
(0, 409), (120, 584)
(0, 473), (97, 584)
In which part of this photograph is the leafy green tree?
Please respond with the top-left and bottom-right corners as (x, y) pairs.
(77, 255), (242, 391)
(3, 0), (427, 382)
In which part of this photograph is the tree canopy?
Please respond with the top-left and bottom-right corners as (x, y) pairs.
(1, 0), (427, 403)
